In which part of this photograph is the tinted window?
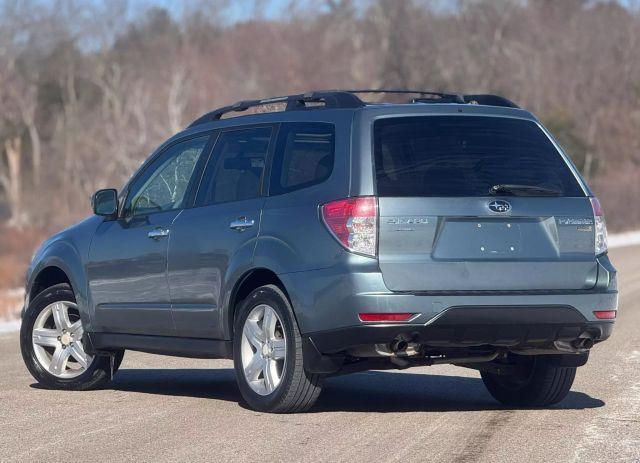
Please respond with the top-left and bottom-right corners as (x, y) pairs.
(125, 136), (209, 216)
(374, 116), (584, 197)
(199, 126), (272, 204)
(270, 123), (334, 195)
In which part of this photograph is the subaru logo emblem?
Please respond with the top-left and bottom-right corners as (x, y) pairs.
(488, 200), (511, 213)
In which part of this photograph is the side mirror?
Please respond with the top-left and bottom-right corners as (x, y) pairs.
(92, 189), (118, 217)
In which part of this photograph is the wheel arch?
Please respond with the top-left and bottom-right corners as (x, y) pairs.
(29, 265), (73, 303)
(225, 267), (290, 340)
(25, 242), (90, 328)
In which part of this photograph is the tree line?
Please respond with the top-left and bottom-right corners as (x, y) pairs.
(1, 0), (639, 234)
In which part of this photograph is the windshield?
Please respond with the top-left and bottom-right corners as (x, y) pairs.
(373, 116), (584, 197)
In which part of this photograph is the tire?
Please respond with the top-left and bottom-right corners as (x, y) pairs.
(233, 284), (323, 413)
(20, 283), (124, 390)
(481, 355), (577, 407)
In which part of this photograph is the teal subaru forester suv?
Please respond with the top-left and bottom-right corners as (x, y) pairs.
(21, 90), (617, 412)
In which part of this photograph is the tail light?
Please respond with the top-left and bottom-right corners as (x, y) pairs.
(321, 196), (377, 257)
(593, 310), (616, 320)
(590, 197), (608, 255)
(359, 313), (415, 322)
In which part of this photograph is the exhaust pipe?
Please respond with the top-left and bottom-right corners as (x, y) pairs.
(572, 336), (594, 350)
(373, 335), (416, 357)
(389, 337), (409, 353)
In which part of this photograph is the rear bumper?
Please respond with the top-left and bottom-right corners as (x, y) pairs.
(305, 305), (614, 354)
(279, 254), (617, 371)
(279, 260), (618, 335)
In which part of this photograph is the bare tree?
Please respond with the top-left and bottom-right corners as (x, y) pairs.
(168, 67), (189, 133)
(8, 82), (41, 184)
(0, 137), (25, 227)
(0, 0), (639, 237)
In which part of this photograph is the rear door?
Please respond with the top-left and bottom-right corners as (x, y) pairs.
(374, 115), (597, 292)
(167, 125), (274, 339)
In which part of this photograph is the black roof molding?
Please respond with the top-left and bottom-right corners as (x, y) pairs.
(188, 89), (519, 128)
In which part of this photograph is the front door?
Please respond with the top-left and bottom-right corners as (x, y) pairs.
(167, 126), (274, 339)
(87, 135), (210, 335)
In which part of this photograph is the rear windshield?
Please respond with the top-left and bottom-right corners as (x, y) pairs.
(373, 116), (584, 197)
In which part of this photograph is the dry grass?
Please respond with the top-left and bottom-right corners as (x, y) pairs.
(0, 225), (44, 289)
(0, 225), (42, 321)
(592, 166), (640, 233)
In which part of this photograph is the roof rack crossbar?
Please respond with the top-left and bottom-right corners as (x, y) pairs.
(188, 89), (519, 128)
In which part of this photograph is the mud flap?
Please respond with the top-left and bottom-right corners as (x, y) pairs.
(302, 337), (344, 374)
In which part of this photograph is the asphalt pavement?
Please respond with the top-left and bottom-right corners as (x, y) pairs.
(1, 246), (639, 462)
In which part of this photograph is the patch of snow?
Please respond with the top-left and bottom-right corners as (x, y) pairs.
(0, 319), (21, 333)
(4, 288), (24, 297)
(608, 230), (640, 249)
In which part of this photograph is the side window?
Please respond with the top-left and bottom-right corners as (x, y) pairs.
(199, 126), (272, 205)
(125, 135), (209, 216)
(270, 122), (335, 195)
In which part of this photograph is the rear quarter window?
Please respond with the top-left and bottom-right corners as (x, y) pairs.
(270, 122), (334, 195)
(373, 116), (584, 197)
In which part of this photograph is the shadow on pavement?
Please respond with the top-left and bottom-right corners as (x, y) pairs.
(315, 371), (604, 412)
(80, 367), (606, 413)
(111, 368), (240, 402)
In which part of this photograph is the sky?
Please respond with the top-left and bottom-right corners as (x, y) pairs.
(130, 0), (640, 24)
(125, 0), (311, 23)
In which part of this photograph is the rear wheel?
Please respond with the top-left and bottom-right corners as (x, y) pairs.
(481, 354), (576, 407)
(20, 283), (123, 390)
(233, 284), (323, 413)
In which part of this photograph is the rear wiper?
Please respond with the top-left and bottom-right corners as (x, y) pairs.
(490, 184), (562, 196)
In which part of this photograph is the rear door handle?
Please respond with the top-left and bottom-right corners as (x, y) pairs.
(229, 217), (255, 232)
(147, 227), (170, 239)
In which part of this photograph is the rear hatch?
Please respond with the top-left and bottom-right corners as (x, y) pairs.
(374, 115), (597, 291)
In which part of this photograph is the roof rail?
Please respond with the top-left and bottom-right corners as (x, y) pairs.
(188, 89), (519, 127)
(188, 91), (365, 127)
(329, 89), (519, 108)
(342, 89), (466, 103)
(462, 94), (519, 108)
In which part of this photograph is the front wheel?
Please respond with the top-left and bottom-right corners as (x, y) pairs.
(481, 354), (577, 407)
(233, 285), (323, 413)
(20, 283), (123, 390)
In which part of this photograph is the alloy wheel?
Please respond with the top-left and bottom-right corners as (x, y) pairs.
(31, 301), (94, 378)
(240, 304), (287, 395)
